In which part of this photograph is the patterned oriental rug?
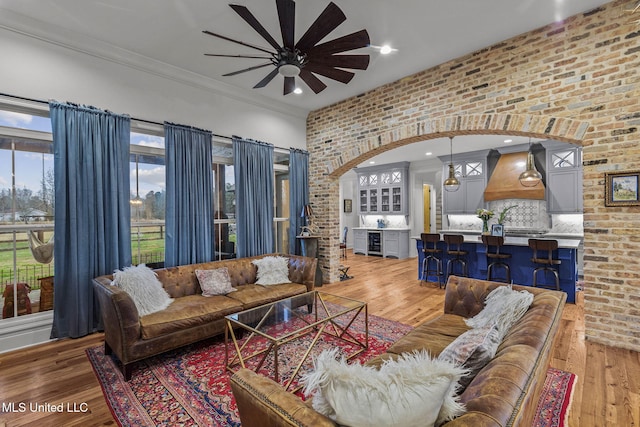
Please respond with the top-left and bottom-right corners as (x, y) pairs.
(87, 309), (576, 427)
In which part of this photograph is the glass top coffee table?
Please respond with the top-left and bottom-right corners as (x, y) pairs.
(225, 291), (368, 391)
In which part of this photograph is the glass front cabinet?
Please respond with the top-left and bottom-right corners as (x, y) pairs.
(356, 162), (409, 215)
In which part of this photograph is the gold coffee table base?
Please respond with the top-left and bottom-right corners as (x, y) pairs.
(225, 291), (368, 392)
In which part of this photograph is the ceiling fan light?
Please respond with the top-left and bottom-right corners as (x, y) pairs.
(278, 63), (300, 77)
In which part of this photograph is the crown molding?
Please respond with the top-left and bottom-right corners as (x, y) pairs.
(0, 9), (308, 119)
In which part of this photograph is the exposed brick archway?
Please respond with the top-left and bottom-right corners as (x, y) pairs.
(315, 113), (589, 285)
(325, 114), (589, 179)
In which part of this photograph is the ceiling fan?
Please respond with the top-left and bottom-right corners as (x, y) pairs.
(203, 0), (370, 95)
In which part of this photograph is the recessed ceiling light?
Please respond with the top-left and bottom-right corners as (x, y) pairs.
(425, 152), (433, 156)
(504, 139), (513, 143)
(369, 161), (375, 164)
(293, 87), (303, 94)
(380, 45), (393, 55)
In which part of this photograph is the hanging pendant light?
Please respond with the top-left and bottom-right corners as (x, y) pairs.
(443, 137), (460, 192)
(519, 137), (542, 187)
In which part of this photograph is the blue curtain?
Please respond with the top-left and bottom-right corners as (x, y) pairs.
(233, 137), (274, 257)
(164, 123), (214, 267)
(288, 148), (309, 255)
(50, 102), (131, 339)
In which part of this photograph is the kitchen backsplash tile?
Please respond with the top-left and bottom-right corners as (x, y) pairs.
(361, 215), (408, 228)
(446, 199), (582, 234)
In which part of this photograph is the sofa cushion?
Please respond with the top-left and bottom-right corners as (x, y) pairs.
(195, 267), (236, 296)
(112, 264), (173, 316)
(384, 313), (470, 357)
(252, 256), (292, 285)
(228, 283), (307, 308)
(140, 294), (242, 339)
(438, 324), (502, 389)
(302, 349), (467, 427)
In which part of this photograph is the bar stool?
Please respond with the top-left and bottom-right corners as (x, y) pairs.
(482, 235), (512, 283)
(528, 239), (561, 290)
(443, 234), (468, 281)
(420, 233), (443, 287)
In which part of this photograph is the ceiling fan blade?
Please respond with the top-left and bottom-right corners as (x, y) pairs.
(202, 30), (274, 54)
(223, 62), (273, 77)
(307, 29), (370, 55)
(295, 2), (346, 52)
(230, 4), (282, 51)
(307, 54), (370, 70)
(276, 0), (295, 49)
(299, 69), (327, 94)
(305, 64), (354, 84)
(254, 68), (280, 88)
(284, 76), (296, 95)
(204, 54), (273, 59)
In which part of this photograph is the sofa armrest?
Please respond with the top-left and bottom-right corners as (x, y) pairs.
(284, 254), (317, 292)
(230, 368), (335, 427)
(92, 277), (142, 360)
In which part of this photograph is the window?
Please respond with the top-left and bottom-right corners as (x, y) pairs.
(0, 111), (55, 319)
(213, 143), (236, 260)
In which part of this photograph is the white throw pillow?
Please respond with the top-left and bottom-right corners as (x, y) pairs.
(112, 264), (173, 316)
(252, 256), (291, 286)
(301, 349), (467, 427)
(195, 267), (236, 296)
(465, 285), (534, 340)
(438, 325), (502, 389)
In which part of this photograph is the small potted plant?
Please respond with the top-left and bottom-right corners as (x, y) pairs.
(498, 205), (518, 225)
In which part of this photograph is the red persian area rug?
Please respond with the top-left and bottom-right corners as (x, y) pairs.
(87, 310), (576, 427)
(532, 367), (577, 427)
(87, 307), (411, 427)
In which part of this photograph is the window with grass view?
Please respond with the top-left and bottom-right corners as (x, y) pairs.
(0, 111), (55, 319)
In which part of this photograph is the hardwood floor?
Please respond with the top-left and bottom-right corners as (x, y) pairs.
(0, 252), (638, 426)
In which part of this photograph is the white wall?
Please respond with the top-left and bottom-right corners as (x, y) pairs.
(0, 26), (307, 149)
(339, 171), (359, 249)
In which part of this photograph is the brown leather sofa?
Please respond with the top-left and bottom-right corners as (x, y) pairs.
(230, 276), (567, 427)
(93, 253), (317, 380)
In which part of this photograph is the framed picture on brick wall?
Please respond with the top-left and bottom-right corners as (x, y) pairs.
(605, 170), (640, 206)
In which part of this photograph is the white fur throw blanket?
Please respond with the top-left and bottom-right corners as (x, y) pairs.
(465, 286), (534, 340)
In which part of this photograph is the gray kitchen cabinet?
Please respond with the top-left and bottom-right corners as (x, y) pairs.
(356, 162), (409, 215)
(353, 229), (368, 255)
(440, 151), (489, 214)
(544, 142), (583, 213)
(382, 229), (409, 259)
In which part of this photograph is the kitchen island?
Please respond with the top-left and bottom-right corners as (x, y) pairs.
(414, 234), (579, 303)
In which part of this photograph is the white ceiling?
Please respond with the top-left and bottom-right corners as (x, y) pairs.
(1, 0), (608, 113)
(0, 0), (607, 164)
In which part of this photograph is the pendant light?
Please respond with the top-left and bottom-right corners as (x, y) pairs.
(443, 137), (460, 192)
(519, 137), (542, 187)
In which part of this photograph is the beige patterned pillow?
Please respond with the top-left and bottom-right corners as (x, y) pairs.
(195, 267), (236, 296)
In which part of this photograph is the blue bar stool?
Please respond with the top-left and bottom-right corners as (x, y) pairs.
(482, 235), (512, 283)
(420, 233), (443, 287)
(528, 239), (561, 290)
(443, 234), (468, 281)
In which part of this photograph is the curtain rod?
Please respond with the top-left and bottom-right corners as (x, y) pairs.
(0, 92), (233, 141)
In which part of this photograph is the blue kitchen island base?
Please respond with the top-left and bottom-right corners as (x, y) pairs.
(415, 235), (579, 303)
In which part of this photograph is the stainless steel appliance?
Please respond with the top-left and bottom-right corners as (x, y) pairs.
(367, 230), (383, 256)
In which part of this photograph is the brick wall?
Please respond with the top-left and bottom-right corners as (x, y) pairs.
(307, 0), (640, 352)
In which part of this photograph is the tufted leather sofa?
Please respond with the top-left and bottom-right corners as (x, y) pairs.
(93, 253), (317, 380)
(230, 275), (567, 427)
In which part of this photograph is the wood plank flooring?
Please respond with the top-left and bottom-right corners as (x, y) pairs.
(0, 252), (638, 426)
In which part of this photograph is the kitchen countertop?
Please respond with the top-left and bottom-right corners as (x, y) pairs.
(411, 233), (581, 249)
(353, 227), (411, 231)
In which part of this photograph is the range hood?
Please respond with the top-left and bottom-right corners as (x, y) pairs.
(484, 152), (545, 201)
